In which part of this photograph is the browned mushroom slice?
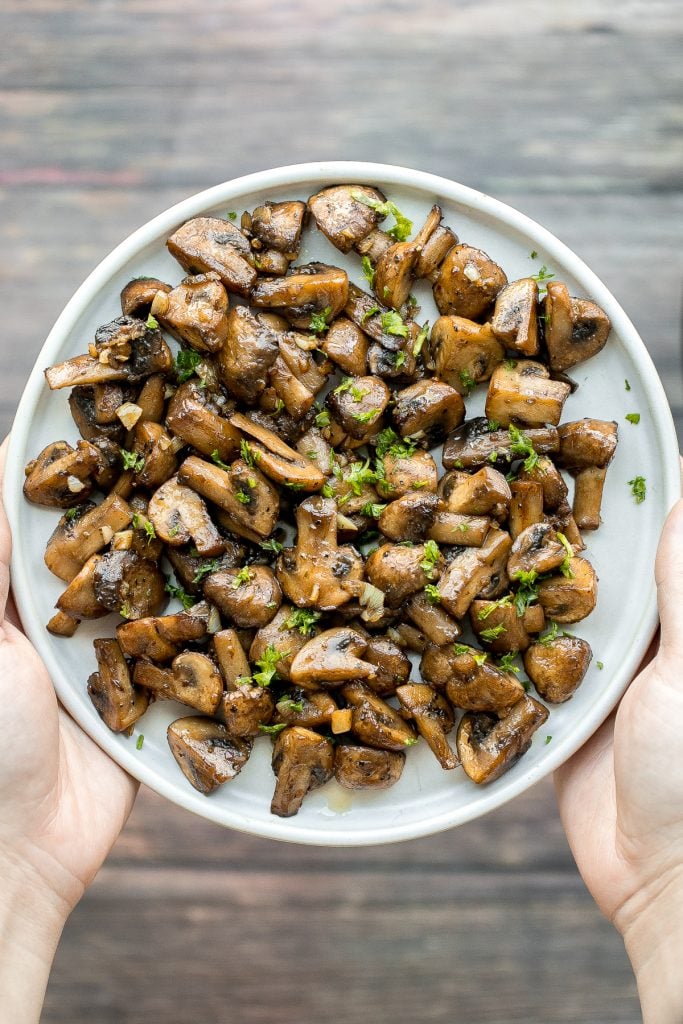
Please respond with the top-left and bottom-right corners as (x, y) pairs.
(150, 273), (228, 353)
(405, 591), (462, 646)
(469, 598), (544, 654)
(328, 374), (391, 441)
(120, 277), (172, 318)
(55, 554), (109, 621)
(556, 419), (618, 470)
(212, 628), (251, 689)
(92, 550), (166, 619)
(376, 448), (438, 498)
(320, 317), (369, 377)
(216, 306), (280, 405)
(147, 476), (223, 555)
(444, 467), (511, 516)
(392, 379), (464, 445)
(396, 683), (458, 769)
(355, 227), (394, 265)
(165, 381), (241, 462)
(343, 285), (410, 351)
(270, 726), (334, 817)
(433, 244), (508, 320)
(24, 440), (101, 508)
(135, 373), (166, 424)
(178, 456), (279, 543)
(45, 494), (133, 582)
(272, 689), (337, 728)
(87, 638), (149, 733)
(572, 465), (608, 530)
(290, 627), (377, 689)
(536, 556), (598, 623)
(490, 278), (540, 356)
(307, 184), (387, 253)
(428, 644), (525, 712)
(507, 522), (567, 580)
(276, 496), (364, 610)
(166, 217), (257, 297)
(134, 652), (223, 714)
(131, 421), (182, 490)
(250, 200), (306, 255)
(167, 717), (252, 795)
(278, 334), (331, 396)
(427, 509), (490, 547)
(268, 354), (316, 419)
(508, 480), (545, 539)
(220, 682), (276, 737)
(373, 205), (441, 310)
(430, 316), (505, 394)
(438, 528), (512, 619)
(524, 634), (592, 703)
(334, 744), (405, 790)
(251, 263), (349, 330)
(204, 566), (281, 629)
(485, 360), (571, 428)
(45, 320), (172, 390)
(68, 387), (125, 444)
(249, 605), (314, 682)
(228, 412), (326, 491)
(362, 634), (411, 697)
(365, 541), (444, 608)
(544, 282), (611, 371)
(415, 224), (458, 281)
(47, 610), (80, 637)
(456, 696), (549, 784)
(377, 492), (441, 542)
(443, 417), (560, 470)
(116, 607), (208, 661)
(342, 681), (417, 752)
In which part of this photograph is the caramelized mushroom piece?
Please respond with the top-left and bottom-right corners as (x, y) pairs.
(456, 696), (549, 784)
(342, 681), (417, 751)
(373, 205), (441, 310)
(165, 381), (241, 462)
(166, 217), (257, 297)
(415, 224), (458, 281)
(178, 455), (280, 543)
(396, 683), (458, 769)
(204, 566), (281, 629)
(251, 263), (349, 330)
(213, 628), (251, 689)
(151, 273), (228, 353)
(229, 413), (326, 491)
(524, 634), (592, 703)
(469, 599), (544, 654)
(507, 522), (567, 579)
(24, 440), (101, 508)
(273, 688), (337, 729)
(363, 634), (411, 697)
(250, 200), (306, 255)
(216, 306), (280, 405)
(490, 278), (540, 356)
(426, 509), (490, 547)
(430, 316), (505, 394)
(45, 318), (172, 389)
(508, 480), (545, 539)
(116, 607), (208, 661)
(87, 638), (149, 732)
(392, 379), (465, 445)
(544, 281), (611, 371)
(433, 244), (507, 320)
(437, 528), (512, 619)
(276, 496), (364, 610)
(536, 556), (598, 623)
(290, 627), (377, 689)
(147, 476), (224, 554)
(327, 374), (390, 440)
(270, 726), (334, 817)
(320, 317), (369, 377)
(444, 466), (511, 516)
(307, 184), (386, 253)
(485, 361), (571, 428)
(68, 387), (125, 444)
(249, 604), (315, 682)
(556, 419), (619, 470)
(134, 652), (223, 714)
(221, 683), (276, 737)
(377, 492), (441, 542)
(55, 554), (108, 621)
(132, 421), (182, 490)
(443, 417), (559, 470)
(376, 448), (438, 498)
(167, 717), (252, 794)
(572, 465), (608, 530)
(46, 610), (80, 637)
(365, 541), (444, 608)
(120, 276), (171, 318)
(45, 494), (133, 582)
(334, 744), (405, 790)
(92, 550), (166, 619)
(405, 592), (462, 646)
(422, 644), (525, 712)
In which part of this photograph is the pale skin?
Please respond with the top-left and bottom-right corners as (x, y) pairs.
(0, 430), (682, 1022)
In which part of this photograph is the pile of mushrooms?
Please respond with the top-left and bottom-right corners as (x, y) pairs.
(24, 184), (617, 817)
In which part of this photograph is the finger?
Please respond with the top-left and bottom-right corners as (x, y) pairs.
(0, 437), (12, 623)
(655, 497), (683, 663)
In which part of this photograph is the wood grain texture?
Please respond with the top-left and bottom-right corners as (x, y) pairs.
(1, 2), (680, 1020)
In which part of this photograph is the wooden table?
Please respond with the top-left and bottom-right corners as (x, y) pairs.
(2, 3), (681, 1020)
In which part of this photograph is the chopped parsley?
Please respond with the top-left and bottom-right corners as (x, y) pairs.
(361, 304), (381, 324)
(175, 348), (202, 383)
(459, 369), (476, 395)
(404, 737), (419, 747)
(412, 322), (429, 358)
(381, 310), (409, 338)
(498, 652), (520, 674)
(258, 723), (287, 735)
(531, 265), (555, 283)
(164, 581), (194, 610)
(314, 409), (330, 428)
(393, 350), (407, 369)
(361, 256), (375, 286)
(232, 566), (253, 588)
(136, 734), (145, 750)
(119, 601), (133, 620)
(374, 427), (417, 461)
(477, 595), (514, 620)
(321, 483), (335, 498)
(544, 735), (552, 745)
(283, 608), (321, 636)
(487, 419), (500, 432)
(625, 412), (641, 425)
(480, 623), (506, 642)
(624, 379), (631, 391)
(334, 376), (353, 395)
(529, 250), (538, 260)
(235, 489), (251, 504)
(360, 501), (386, 519)
(120, 448), (145, 473)
(597, 661), (604, 670)
(420, 539), (440, 578)
(260, 538), (284, 555)
(240, 439), (258, 466)
(351, 191), (413, 242)
(277, 696), (305, 714)
(145, 314), (159, 330)
(557, 532), (575, 579)
(211, 450), (230, 471)
(341, 459), (377, 498)
(253, 644), (286, 687)
(352, 408), (380, 424)
(64, 506), (81, 521)
(350, 385), (370, 402)
(538, 620), (572, 646)
(424, 583), (442, 605)
(227, 210), (237, 220)
(309, 307), (333, 334)
(512, 569), (539, 616)
(192, 559), (221, 584)
(508, 424), (539, 473)
(628, 476), (646, 504)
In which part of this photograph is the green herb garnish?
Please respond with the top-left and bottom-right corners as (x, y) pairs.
(480, 624), (506, 642)
(258, 723), (287, 735)
(136, 734), (144, 750)
(120, 448), (145, 473)
(260, 538), (284, 555)
(211, 450), (230, 471)
(192, 559), (221, 584)
(145, 314), (159, 330)
(175, 348), (202, 383)
(253, 645), (286, 687)
(424, 584), (442, 605)
(413, 321), (429, 358)
(283, 608), (321, 636)
(351, 191), (413, 242)
(628, 476), (646, 504)
(625, 412), (640, 425)
(508, 424), (539, 473)
(361, 256), (375, 286)
(164, 582), (194, 610)
(309, 307), (333, 334)
(381, 310), (409, 338)
(232, 566), (253, 588)
(420, 539), (440, 578)
(314, 409), (331, 428)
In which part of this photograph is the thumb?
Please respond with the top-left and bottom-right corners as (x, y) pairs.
(0, 436), (12, 623)
(655, 497), (683, 664)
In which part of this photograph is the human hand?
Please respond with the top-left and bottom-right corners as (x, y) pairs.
(555, 495), (683, 1022)
(0, 438), (138, 1023)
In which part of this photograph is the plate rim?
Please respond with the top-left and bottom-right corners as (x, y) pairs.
(4, 160), (680, 846)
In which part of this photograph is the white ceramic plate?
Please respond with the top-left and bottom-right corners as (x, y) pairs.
(4, 162), (679, 846)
